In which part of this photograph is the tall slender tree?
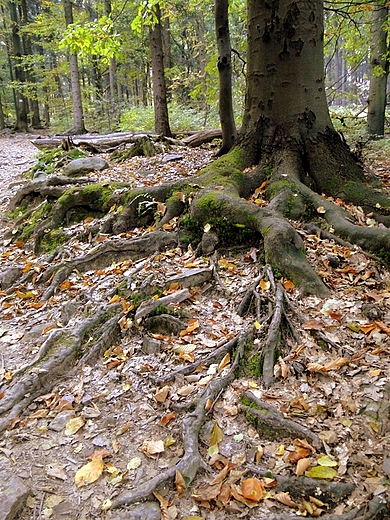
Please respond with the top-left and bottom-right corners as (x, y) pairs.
(148, 3), (171, 136)
(215, 0), (236, 154)
(63, 0), (86, 135)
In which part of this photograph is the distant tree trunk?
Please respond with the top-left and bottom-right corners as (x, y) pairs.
(149, 3), (171, 136)
(20, 0), (42, 129)
(196, 13), (209, 126)
(367, 1), (389, 136)
(215, 0), (236, 154)
(63, 0), (86, 135)
(9, 0), (29, 131)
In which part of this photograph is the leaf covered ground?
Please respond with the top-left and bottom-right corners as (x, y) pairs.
(0, 133), (389, 519)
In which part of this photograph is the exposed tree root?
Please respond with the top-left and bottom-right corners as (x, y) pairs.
(241, 391), (322, 449)
(268, 496), (387, 520)
(153, 335), (240, 384)
(246, 464), (356, 504)
(0, 303), (121, 433)
(40, 231), (178, 300)
(110, 333), (248, 509)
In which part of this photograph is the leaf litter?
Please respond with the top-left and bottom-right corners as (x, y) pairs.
(0, 136), (388, 518)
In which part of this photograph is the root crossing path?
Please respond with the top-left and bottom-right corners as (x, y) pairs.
(0, 134), (389, 520)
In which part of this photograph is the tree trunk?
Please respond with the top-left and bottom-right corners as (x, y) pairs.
(238, 0), (364, 194)
(367, 1), (389, 137)
(0, 94), (5, 129)
(63, 0), (86, 135)
(9, 0), (29, 132)
(20, 0), (42, 129)
(215, 0), (237, 154)
(149, 4), (171, 137)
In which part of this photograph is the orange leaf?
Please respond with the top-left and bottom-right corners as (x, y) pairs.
(161, 411), (175, 426)
(241, 477), (265, 502)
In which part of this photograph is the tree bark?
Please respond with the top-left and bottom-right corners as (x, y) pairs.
(63, 0), (86, 135)
(215, 0), (237, 154)
(367, 1), (389, 137)
(149, 4), (171, 137)
(9, 0), (29, 132)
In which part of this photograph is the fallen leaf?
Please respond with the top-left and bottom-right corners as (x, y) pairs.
(141, 439), (165, 458)
(75, 457), (104, 487)
(65, 416), (85, 436)
(305, 466), (337, 480)
(161, 411), (175, 426)
(272, 491), (299, 508)
(210, 422), (224, 446)
(175, 470), (187, 496)
(241, 477), (265, 502)
(153, 385), (170, 403)
(296, 457), (311, 476)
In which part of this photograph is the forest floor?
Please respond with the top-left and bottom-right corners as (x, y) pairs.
(0, 131), (389, 520)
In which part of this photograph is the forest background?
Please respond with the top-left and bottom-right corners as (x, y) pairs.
(0, 0), (388, 140)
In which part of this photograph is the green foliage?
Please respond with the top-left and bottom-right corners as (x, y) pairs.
(60, 16), (121, 64)
(120, 102), (219, 132)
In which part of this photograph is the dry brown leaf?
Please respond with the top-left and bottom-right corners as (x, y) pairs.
(115, 421), (133, 436)
(153, 385), (170, 403)
(161, 411), (175, 426)
(272, 491), (299, 508)
(175, 469), (187, 497)
(287, 447), (311, 463)
(230, 483), (260, 508)
(302, 319), (325, 330)
(323, 357), (349, 371)
(153, 491), (171, 520)
(141, 439), (165, 458)
(306, 362), (326, 373)
(296, 457), (312, 476)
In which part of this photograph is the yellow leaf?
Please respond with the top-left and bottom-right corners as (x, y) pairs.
(317, 455), (338, 467)
(218, 353), (230, 371)
(260, 279), (270, 291)
(127, 457), (142, 470)
(65, 416), (85, 436)
(101, 499), (112, 511)
(75, 457), (104, 487)
(164, 435), (176, 448)
(276, 445), (285, 456)
(305, 466), (337, 479)
(204, 223), (211, 233)
(370, 421), (379, 433)
(254, 320), (261, 330)
(209, 423), (223, 446)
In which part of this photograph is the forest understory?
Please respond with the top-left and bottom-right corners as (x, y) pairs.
(0, 131), (389, 520)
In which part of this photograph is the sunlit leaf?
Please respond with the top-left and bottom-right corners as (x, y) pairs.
(241, 477), (265, 502)
(317, 455), (338, 467)
(75, 457), (104, 487)
(65, 416), (85, 436)
(305, 466), (337, 479)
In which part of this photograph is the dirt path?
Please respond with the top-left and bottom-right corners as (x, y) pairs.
(0, 134), (39, 228)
